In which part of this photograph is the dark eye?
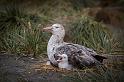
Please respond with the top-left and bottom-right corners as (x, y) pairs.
(56, 27), (59, 28)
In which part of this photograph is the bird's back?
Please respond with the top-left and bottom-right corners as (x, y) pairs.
(54, 43), (106, 69)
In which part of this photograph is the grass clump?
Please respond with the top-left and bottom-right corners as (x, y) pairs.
(1, 22), (48, 57)
(0, 3), (50, 57)
(0, 4), (26, 36)
(68, 16), (115, 54)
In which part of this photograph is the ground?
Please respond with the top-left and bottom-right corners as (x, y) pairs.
(0, 53), (79, 82)
(0, 53), (124, 82)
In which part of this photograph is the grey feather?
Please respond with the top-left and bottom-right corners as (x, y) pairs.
(54, 43), (106, 69)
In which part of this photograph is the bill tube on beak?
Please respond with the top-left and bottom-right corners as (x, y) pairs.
(42, 26), (52, 32)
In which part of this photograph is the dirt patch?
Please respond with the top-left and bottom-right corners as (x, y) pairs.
(0, 53), (124, 82)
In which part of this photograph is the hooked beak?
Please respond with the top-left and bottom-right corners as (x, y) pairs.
(42, 26), (52, 32)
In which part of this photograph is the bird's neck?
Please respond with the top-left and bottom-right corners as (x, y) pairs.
(47, 34), (65, 62)
(48, 34), (64, 46)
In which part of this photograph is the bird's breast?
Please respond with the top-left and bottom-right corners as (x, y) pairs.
(47, 43), (58, 63)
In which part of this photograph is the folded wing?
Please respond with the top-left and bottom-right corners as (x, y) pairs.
(54, 43), (107, 69)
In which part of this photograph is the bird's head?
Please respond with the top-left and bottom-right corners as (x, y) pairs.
(56, 54), (68, 63)
(43, 24), (65, 35)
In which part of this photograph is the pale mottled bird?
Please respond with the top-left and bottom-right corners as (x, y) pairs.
(43, 24), (107, 70)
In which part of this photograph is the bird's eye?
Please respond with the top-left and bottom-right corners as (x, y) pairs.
(56, 27), (59, 28)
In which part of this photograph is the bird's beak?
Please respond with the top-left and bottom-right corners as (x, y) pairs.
(57, 60), (61, 63)
(56, 55), (63, 63)
(42, 26), (52, 32)
(57, 58), (63, 63)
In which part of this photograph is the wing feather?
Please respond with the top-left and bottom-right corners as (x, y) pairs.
(54, 43), (106, 68)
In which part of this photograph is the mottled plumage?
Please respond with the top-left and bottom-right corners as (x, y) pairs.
(54, 43), (106, 69)
(43, 24), (107, 70)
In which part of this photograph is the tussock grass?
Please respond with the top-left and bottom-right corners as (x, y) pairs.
(68, 16), (116, 54)
(0, 0), (123, 56)
(1, 22), (48, 57)
(0, 3), (50, 57)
